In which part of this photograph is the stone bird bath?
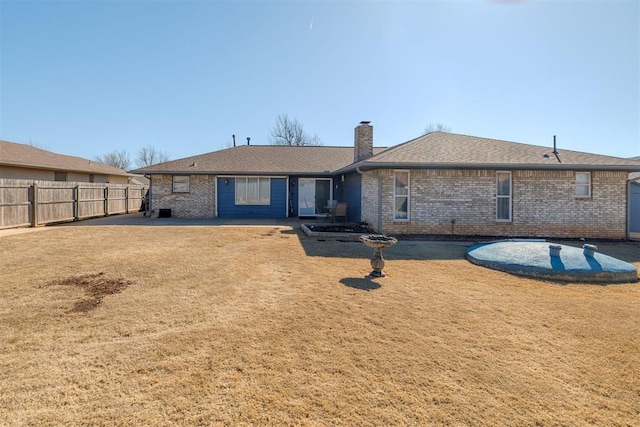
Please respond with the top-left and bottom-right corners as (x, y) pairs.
(359, 234), (398, 277)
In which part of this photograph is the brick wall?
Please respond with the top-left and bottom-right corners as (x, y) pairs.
(361, 170), (381, 230)
(150, 175), (216, 218)
(360, 169), (628, 239)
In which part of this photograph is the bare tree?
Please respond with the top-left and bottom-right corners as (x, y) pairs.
(94, 149), (131, 170)
(423, 122), (451, 135)
(269, 114), (323, 146)
(136, 145), (170, 168)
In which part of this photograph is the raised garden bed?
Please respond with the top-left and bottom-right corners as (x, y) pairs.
(301, 223), (375, 240)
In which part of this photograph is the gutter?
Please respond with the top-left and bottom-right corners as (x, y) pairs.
(135, 162), (640, 177)
(134, 170), (337, 177)
(339, 162), (640, 173)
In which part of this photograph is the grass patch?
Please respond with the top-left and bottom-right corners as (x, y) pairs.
(0, 226), (638, 426)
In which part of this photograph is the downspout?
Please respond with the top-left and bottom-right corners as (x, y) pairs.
(214, 175), (218, 218)
(376, 172), (383, 233)
(286, 176), (290, 218)
(627, 178), (632, 240)
(145, 174), (152, 217)
(356, 167), (365, 226)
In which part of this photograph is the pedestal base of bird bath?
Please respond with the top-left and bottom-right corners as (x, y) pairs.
(359, 234), (398, 277)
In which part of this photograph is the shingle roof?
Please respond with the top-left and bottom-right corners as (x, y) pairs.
(133, 132), (640, 176)
(133, 145), (385, 175)
(347, 132), (640, 172)
(0, 140), (132, 176)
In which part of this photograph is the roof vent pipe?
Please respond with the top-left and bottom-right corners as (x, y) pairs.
(232, 134), (236, 147)
(247, 137), (251, 146)
(553, 135), (558, 155)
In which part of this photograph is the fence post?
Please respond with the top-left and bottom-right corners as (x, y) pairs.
(104, 186), (109, 217)
(30, 183), (38, 227)
(125, 186), (129, 214)
(74, 185), (80, 220)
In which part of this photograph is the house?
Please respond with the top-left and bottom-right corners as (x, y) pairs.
(0, 139), (132, 184)
(132, 129), (385, 221)
(134, 122), (640, 239)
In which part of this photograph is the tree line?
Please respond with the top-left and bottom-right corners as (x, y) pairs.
(94, 145), (171, 171)
(94, 116), (450, 169)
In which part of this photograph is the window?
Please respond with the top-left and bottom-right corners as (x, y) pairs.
(54, 171), (67, 182)
(172, 176), (190, 192)
(575, 172), (591, 198)
(496, 171), (512, 221)
(394, 170), (410, 220)
(235, 177), (270, 205)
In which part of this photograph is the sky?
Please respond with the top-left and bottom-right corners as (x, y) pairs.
(1, 0), (638, 167)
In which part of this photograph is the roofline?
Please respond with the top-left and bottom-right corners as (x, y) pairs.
(139, 162), (640, 176)
(137, 170), (338, 176)
(0, 160), (135, 177)
(336, 162), (640, 173)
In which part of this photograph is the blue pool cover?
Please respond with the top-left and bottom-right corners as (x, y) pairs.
(467, 241), (638, 283)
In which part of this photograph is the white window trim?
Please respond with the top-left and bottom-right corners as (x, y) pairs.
(393, 170), (410, 221)
(496, 171), (512, 222)
(575, 172), (591, 198)
(235, 176), (271, 205)
(172, 175), (190, 193)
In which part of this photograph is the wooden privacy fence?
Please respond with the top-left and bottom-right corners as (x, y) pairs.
(0, 179), (148, 229)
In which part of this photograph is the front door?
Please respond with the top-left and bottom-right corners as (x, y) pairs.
(298, 178), (331, 216)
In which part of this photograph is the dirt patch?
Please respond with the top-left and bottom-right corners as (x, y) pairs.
(48, 272), (136, 313)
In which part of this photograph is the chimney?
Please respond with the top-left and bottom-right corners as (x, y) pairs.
(354, 121), (373, 162)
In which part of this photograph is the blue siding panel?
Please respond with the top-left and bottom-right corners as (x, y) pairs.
(341, 172), (362, 223)
(630, 182), (640, 233)
(217, 177), (287, 218)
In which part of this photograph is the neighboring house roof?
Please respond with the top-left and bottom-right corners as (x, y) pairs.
(129, 175), (150, 186)
(341, 132), (640, 173)
(133, 145), (386, 176)
(0, 140), (132, 177)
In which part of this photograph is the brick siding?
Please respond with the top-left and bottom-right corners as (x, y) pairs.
(150, 175), (216, 218)
(361, 169), (628, 239)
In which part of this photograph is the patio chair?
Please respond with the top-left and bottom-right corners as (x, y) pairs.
(324, 199), (338, 222)
(333, 203), (347, 223)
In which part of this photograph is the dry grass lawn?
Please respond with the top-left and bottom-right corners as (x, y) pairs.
(1, 224), (639, 426)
